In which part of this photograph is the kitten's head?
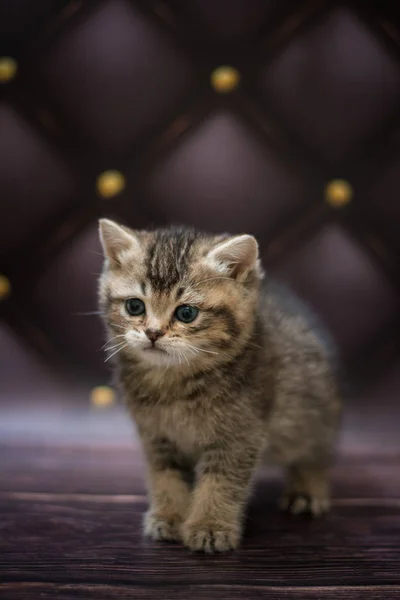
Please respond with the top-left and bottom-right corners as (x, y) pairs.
(98, 219), (263, 370)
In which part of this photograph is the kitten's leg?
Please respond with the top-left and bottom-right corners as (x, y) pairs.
(280, 463), (331, 517)
(181, 443), (259, 553)
(142, 437), (192, 542)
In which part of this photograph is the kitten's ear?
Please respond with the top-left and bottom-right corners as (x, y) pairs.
(98, 219), (140, 264)
(206, 234), (261, 280)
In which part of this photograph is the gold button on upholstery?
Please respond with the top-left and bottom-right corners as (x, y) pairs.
(211, 66), (240, 93)
(325, 179), (353, 208)
(96, 170), (126, 199)
(0, 275), (11, 299)
(90, 386), (116, 408)
(0, 57), (17, 82)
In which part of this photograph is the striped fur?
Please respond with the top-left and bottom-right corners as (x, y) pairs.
(98, 220), (341, 553)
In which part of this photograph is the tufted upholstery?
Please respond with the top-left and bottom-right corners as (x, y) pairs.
(1, 0), (400, 406)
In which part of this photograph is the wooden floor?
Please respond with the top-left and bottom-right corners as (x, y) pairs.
(1, 387), (400, 599)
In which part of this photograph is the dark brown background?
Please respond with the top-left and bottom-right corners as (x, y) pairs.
(1, 1), (400, 598)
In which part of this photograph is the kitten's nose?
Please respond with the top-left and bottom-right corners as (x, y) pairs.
(145, 328), (164, 344)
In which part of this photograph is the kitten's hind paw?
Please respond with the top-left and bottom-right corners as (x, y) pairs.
(279, 492), (331, 517)
(143, 511), (182, 542)
(280, 465), (331, 517)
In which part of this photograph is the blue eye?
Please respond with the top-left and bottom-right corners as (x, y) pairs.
(125, 298), (145, 316)
(175, 305), (199, 323)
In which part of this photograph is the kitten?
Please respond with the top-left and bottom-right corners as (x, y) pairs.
(98, 219), (341, 553)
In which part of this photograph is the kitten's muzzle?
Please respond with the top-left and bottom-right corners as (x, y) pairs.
(145, 328), (165, 345)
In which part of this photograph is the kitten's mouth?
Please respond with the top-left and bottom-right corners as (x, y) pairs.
(143, 345), (167, 354)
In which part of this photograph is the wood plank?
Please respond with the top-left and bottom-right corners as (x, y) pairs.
(2, 445), (400, 594)
(1, 492), (400, 587)
(0, 445), (146, 494)
(2, 445), (400, 498)
(1, 583), (400, 600)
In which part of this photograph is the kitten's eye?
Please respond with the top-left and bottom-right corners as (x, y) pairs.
(125, 298), (145, 316)
(175, 305), (199, 323)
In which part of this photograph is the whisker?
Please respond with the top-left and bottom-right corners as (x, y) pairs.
(182, 351), (190, 367)
(185, 343), (219, 356)
(191, 276), (234, 289)
(103, 340), (126, 352)
(109, 323), (127, 331)
(99, 334), (125, 351)
(87, 249), (119, 266)
(170, 346), (194, 370)
(185, 347), (198, 356)
(72, 310), (103, 316)
(176, 349), (183, 367)
(246, 341), (263, 350)
(104, 343), (128, 363)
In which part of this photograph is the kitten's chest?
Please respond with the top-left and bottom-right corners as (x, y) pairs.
(132, 392), (218, 455)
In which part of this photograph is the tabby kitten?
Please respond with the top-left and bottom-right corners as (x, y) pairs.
(98, 219), (341, 553)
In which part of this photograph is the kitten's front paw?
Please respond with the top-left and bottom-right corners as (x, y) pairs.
(181, 520), (240, 553)
(143, 511), (182, 542)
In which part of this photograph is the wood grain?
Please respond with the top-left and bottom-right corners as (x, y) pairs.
(1, 442), (400, 599)
(1, 583), (400, 600)
(2, 444), (400, 497)
(1, 487), (400, 588)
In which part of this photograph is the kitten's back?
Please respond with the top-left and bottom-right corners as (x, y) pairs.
(261, 278), (340, 380)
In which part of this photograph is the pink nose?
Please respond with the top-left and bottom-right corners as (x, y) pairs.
(145, 328), (164, 343)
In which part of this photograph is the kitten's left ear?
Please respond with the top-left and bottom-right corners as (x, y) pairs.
(206, 234), (261, 280)
(98, 219), (141, 264)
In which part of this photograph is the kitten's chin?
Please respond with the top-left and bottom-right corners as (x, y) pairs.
(136, 347), (177, 367)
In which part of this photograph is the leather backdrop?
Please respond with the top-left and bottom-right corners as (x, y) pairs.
(1, 0), (400, 409)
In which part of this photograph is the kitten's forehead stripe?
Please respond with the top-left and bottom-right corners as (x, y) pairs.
(145, 228), (201, 292)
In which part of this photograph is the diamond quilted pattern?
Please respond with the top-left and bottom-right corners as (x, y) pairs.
(0, 0), (62, 39)
(0, 104), (75, 259)
(1, 0), (400, 390)
(36, 0), (193, 152)
(342, 358), (400, 455)
(261, 7), (400, 165)
(170, 0), (277, 42)
(362, 153), (400, 253)
(145, 111), (316, 236)
(0, 323), (59, 396)
(272, 224), (398, 360)
(31, 225), (105, 372)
